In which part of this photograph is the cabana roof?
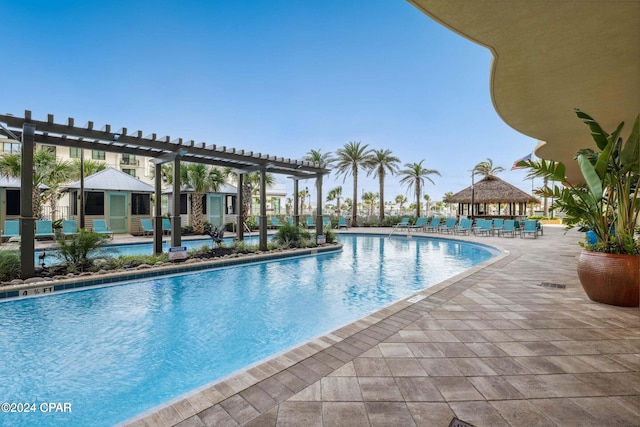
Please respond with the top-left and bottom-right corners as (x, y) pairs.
(0, 176), (48, 190)
(445, 175), (539, 204)
(62, 167), (154, 193)
(162, 183), (237, 195)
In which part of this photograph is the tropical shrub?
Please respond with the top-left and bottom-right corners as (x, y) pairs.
(0, 251), (20, 281)
(54, 229), (111, 272)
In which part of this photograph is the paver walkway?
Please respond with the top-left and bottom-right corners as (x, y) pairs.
(128, 226), (639, 427)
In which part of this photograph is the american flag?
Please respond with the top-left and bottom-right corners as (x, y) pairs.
(511, 153), (532, 170)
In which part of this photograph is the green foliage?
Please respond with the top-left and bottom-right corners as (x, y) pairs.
(519, 110), (639, 254)
(94, 253), (169, 271)
(54, 229), (111, 272)
(274, 222), (312, 248)
(323, 227), (337, 244)
(0, 251), (21, 281)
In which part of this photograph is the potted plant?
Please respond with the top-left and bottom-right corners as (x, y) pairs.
(519, 109), (639, 307)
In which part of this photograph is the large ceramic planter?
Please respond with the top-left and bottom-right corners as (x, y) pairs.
(577, 251), (640, 307)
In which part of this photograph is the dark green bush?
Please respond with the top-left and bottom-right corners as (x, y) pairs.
(274, 223), (311, 248)
(0, 250), (20, 281)
(54, 229), (111, 272)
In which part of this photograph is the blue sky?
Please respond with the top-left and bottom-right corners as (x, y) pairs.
(2, 0), (537, 204)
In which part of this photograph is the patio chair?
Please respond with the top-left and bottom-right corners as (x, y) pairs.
(287, 216), (294, 225)
(520, 219), (539, 238)
(439, 218), (458, 233)
(271, 217), (283, 228)
(455, 218), (473, 235)
(408, 217), (428, 232)
(323, 217), (331, 229)
(35, 220), (55, 240)
(306, 216), (315, 228)
(62, 219), (79, 238)
(498, 219), (516, 237)
(2, 220), (20, 242)
(162, 218), (172, 235)
(474, 219), (494, 236)
(92, 219), (113, 239)
(472, 219), (486, 234)
(424, 217), (441, 232)
(337, 217), (348, 228)
(492, 218), (504, 232)
(394, 217), (410, 230)
(140, 218), (154, 236)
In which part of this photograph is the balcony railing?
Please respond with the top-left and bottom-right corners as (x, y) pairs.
(120, 158), (140, 166)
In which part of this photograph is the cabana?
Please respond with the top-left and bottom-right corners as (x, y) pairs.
(62, 167), (154, 234)
(445, 175), (539, 219)
(0, 176), (48, 225)
(161, 183), (238, 230)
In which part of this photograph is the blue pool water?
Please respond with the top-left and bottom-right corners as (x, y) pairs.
(1, 234), (496, 426)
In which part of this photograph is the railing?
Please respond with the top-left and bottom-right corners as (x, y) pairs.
(120, 158), (140, 166)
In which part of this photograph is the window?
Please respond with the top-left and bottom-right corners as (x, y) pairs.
(6, 190), (20, 215)
(85, 191), (104, 215)
(131, 193), (150, 215)
(121, 154), (138, 165)
(92, 150), (105, 160)
(122, 168), (136, 177)
(3, 142), (20, 154)
(71, 191), (78, 215)
(180, 194), (188, 215)
(70, 147), (82, 158)
(201, 195), (207, 214)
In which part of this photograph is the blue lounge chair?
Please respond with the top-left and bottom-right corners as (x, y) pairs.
(35, 220), (55, 240)
(337, 217), (348, 228)
(424, 217), (441, 232)
(92, 219), (113, 239)
(162, 218), (172, 235)
(323, 217), (331, 229)
(455, 218), (473, 235)
(62, 219), (79, 238)
(474, 219), (494, 236)
(498, 219), (516, 237)
(306, 217), (315, 228)
(271, 217), (283, 228)
(140, 218), (154, 236)
(521, 220), (539, 238)
(408, 217), (428, 232)
(287, 216), (294, 225)
(492, 218), (504, 232)
(439, 218), (458, 233)
(394, 217), (410, 230)
(2, 220), (20, 241)
(472, 219), (486, 234)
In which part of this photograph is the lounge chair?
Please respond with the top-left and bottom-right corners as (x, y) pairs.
(424, 217), (441, 232)
(62, 219), (79, 238)
(394, 217), (410, 230)
(2, 220), (20, 241)
(287, 216), (294, 226)
(323, 217), (331, 229)
(35, 220), (55, 240)
(472, 219), (486, 234)
(439, 218), (458, 233)
(498, 219), (516, 237)
(162, 218), (172, 235)
(408, 217), (428, 232)
(492, 218), (504, 233)
(92, 219), (113, 239)
(306, 217), (315, 228)
(271, 217), (283, 228)
(474, 219), (494, 236)
(455, 218), (473, 235)
(337, 217), (348, 228)
(140, 218), (154, 236)
(520, 219), (539, 238)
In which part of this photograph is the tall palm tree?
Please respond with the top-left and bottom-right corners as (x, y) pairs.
(71, 158), (107, 180)
(0, 149), (75, 219)
(303, 149), (334, 168)
(241, 171), (275, 218)
(395, 194), (407, 214)
(298, 188), (309, 214)
(472, 158), (505, 177)
(179, 163), (225, 233)
(326, 186), (343, 215)
(333, 141), (373, 225)
(43, 159), (75, 221)
(398, 160), (441, 217)
(365, 149), (400, 220)
(362, 191), (378, 217)
(423, 194), (431, 217)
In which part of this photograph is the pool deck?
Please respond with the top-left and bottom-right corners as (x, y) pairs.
(120, 225), (640, 427)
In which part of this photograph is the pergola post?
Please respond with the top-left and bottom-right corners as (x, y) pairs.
(293, 179), (300, 226)
(315, 175), (323, 238)
(171, 157), (181, 247)
(259, 167), (267, 251)
(20, 124), (36, 279)
(153, 163), (163, 254)
(236, 172), (244, 241)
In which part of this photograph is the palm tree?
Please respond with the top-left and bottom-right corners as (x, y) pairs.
(71, 158), (107, 180)
(240, 171), (275, 218)
(443, 191), (454, 214)
(180, 164), (226, 234)
(0, 149), (75, 219)
(303, 149), (334, 168)
(362, 191), (378, 217)
(298, 188), (309, 214)
(423, 194), (431, 217)
(333, 141), (373, 225)
(326, 186), (343, 215)
(365, 149), (400, 220)
(43, 159), (75, 221)
(398, 160), (441, 217)
(472, 158), (505, 177)
(395, 194), (407, 214)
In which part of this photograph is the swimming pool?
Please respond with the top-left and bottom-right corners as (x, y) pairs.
(1, 234), (496, 426)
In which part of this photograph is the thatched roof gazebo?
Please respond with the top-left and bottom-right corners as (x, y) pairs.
(444, 175), (539, 218)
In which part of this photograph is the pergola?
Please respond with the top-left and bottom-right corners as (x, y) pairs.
(0, 110), (330, 278)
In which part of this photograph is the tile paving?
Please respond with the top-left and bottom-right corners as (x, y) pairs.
(125, 226), (639, 427)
